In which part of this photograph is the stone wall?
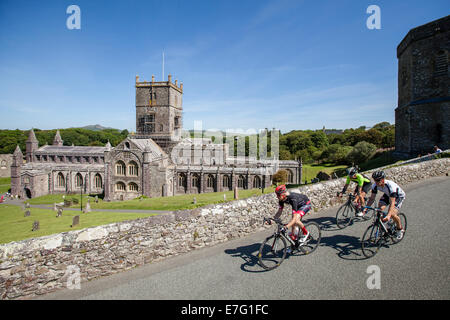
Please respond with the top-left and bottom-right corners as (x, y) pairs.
(0, 158), (449, 300)
(0, 154), (12, 178)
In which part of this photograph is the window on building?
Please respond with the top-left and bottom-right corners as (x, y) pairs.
(128, 161), (138, 176)
(238, 175), (245, 189)
(115, 182), (126, 191)
(253, 176), (261, 189)
(128, 182), (139, 192)
(178, 173), (186, 188)
(56, 172), (65, 188)
(207, 175), (214, 188)
(223, 175), (230, 188)
(116, 161), (126, 176)
(192, 174), (199, 188)
(94, 174), (102, 189)
(75, 173), (83, 188)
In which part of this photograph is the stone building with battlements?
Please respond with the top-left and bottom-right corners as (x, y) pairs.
(394, 15), (450, 158)
(10, 75), (301, 200)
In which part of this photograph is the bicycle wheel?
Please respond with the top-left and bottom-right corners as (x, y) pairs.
(258, 234), (287, 270)
(336, 203), (354, 229)
(299, 221), (321, 255)
(361, 223), (384, 258)
(391, 213), (407, 244)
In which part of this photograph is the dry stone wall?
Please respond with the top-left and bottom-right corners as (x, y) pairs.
(0, 158), (449, 299)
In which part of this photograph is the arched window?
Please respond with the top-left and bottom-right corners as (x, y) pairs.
(116, 161), (126, 176)
(128, 161), (138, 176)
(94, 174), (102, 189)
(238, 175), (245, 189)
(207, 174), (215, 188)
(178, 173), (187, 188)
(128, 182), (139, 192)
(115, 182), (126, 191)
(253, 176), (261, 189)
(192, 174), (199, 188)
(223, 175), (231, 189)
(286, 170), (293, 183)
(75, 173), (83, 188)
(56, 172), (65, 188)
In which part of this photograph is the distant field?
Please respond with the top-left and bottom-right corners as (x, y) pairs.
(0, 204), (157, 245)
(0, 177), (10, 194)
(25, 187), (276, 211)
(302, 164), (347, 183)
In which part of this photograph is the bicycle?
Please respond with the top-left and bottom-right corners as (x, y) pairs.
(335, 192), (373, 229)
(360, 206), (407, 258)
(258, 217), (321, 270)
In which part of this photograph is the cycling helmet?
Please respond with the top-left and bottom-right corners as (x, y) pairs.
(275, 184), (287, 195)
(372, 170), (385, 181)
(346, 167), (358, 176)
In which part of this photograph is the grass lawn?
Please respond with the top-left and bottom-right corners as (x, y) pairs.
(0, 204), (157, 245)
(0, 177), (10, 194)
(302, 163), (347, 183)
(24, 187), (276, 211)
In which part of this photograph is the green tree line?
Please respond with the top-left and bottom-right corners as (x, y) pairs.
(0, 128), (129, 154)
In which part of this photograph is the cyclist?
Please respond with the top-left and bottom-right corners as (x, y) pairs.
(338, 167), (372, 217)
(364, 170), (406, 240)
(270, 185), (312, 244)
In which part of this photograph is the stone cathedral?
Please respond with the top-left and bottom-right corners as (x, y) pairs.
(10, 75), (301, 200)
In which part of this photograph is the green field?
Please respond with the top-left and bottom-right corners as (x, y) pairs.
(0, 204), (157, 245)
(25, 186), (275, 211)
(302, 164), (347, 183)
(0, 177), (10, 194)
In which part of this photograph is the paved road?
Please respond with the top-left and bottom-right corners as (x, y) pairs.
(37, 175), (450, 300)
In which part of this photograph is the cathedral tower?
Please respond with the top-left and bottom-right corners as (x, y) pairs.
(135, 74), (183, 153)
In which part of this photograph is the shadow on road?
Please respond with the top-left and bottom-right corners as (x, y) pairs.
(319, 234), (368, 260)
(224, 243), (270, 273)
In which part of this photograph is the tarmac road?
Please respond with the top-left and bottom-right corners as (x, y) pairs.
(36, 175), (450, 300)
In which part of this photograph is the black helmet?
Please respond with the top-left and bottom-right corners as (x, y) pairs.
(372, 170), (385, 181)
(346, 167), (358, 176)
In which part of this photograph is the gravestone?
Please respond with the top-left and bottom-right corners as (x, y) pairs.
(56, 207), (63, 217)
(223, 194), (226, 201)
(71, 215), (80, 227)
(53, 203), (58, 212)
(32, 221), (39, 231)
(95, 195), (99, 203)
(193, 197), (197, 204)
(85, 199), (91, 213)
(24, 210), (31, 217)
(234, 186), (239, 200)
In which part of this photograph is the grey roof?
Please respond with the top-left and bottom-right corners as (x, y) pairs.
(35, 145), (107, 155)
(128, 138), (167, 157)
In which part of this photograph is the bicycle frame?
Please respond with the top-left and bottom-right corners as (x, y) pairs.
(265, 217), (298, 247)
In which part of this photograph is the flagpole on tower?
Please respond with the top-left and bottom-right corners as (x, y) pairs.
(162, 51), (165, 81)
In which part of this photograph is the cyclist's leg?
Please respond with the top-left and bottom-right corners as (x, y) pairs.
(391, 198), (404, 230)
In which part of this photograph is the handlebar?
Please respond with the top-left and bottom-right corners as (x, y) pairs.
(263, 217), (283, 226)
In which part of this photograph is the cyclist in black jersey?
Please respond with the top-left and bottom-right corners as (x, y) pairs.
(270, 185), (312, 243)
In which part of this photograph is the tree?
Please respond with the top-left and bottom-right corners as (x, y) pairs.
(346, 141), (377, 165)
(272, 169), (288, 185)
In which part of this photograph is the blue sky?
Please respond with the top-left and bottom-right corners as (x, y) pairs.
(0, 0), (448, 133)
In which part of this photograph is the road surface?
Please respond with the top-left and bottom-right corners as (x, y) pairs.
(36, 175), (450, 300)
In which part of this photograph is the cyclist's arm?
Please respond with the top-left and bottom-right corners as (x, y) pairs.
(273, 203), (284, 220)
(366, 191), (377, 207)
(340, 177), (351, 195)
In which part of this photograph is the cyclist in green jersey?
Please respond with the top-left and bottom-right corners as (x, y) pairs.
(338, 167), (372, 217)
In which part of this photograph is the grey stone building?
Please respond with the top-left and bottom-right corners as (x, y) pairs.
(10, 75), (301, 200)
(0, 154), (13, 178)
(394, 15), (450, 158)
